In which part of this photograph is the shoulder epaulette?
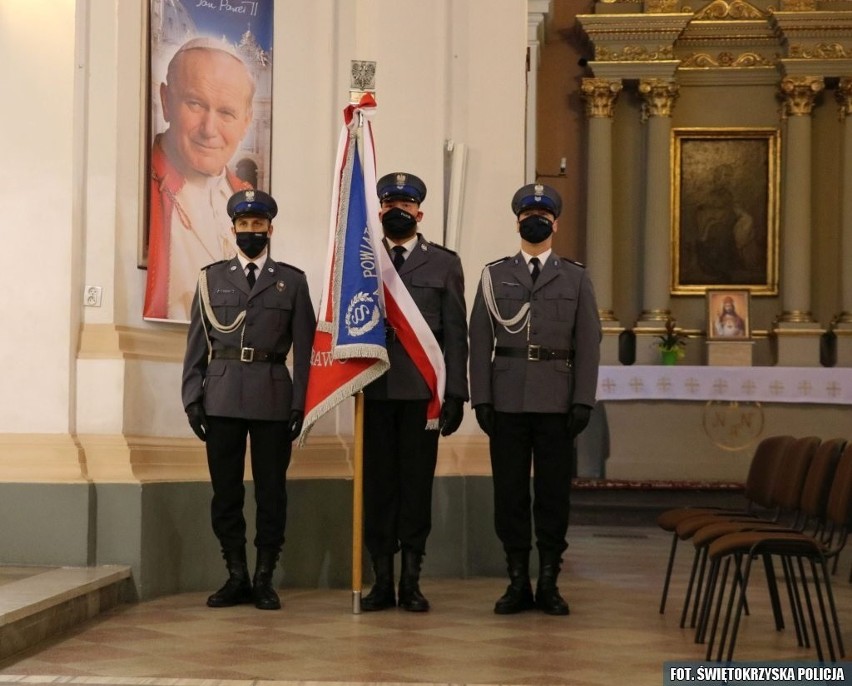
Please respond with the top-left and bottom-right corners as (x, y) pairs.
(276, 261), (305, 274)
(427, 241), (458, 256)
(486, 256), (510, 267)
(202, 259), (229, 271)
(561, 257), (585, 268)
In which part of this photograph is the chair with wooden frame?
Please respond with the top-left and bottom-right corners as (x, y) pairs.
(703, 439), (852, 663)
(690, 437), (842, 644)
(656, 435), (796, 614)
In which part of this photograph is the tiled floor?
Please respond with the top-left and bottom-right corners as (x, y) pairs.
(0, 526), (850, 686)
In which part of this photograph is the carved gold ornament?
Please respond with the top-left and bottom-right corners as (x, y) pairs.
(837, 78), (852, 119)
(639, 79), (679, 121)
(779, 76), (825, 117)
(581, 78), (624, 118)
(597, 45), (674, 62)
(680, 52), (775, 68)
(789, 43), (849, 60)
(694, 0), (767, 19)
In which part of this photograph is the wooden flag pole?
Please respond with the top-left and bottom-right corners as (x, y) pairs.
(352, 391), (365, 614)
(348, 60), (375, 615)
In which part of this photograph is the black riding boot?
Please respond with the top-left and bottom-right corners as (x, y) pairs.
(361, 554), (396, 611)
(398, 550), (430, 612)
(494, 550), (535, 614)
(253, 548), (282, 610)
(207, 547), (253, 607)
(535, 551), (570, 615)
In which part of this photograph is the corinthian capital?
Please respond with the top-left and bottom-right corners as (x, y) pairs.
(581, 78), (623, 119)
(837, 78), (852, 119)
(779, 76), (824, 117)
(638, 79), (679, 120)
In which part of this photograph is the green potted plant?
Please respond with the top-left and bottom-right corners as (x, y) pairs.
(657, 317), (686, 365)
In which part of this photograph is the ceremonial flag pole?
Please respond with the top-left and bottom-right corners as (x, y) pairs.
(351, 391), (365, 613)
(299, 61), (446, 614)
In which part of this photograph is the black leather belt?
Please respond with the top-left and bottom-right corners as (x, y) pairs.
(211, 348), (286, 363)
(386, 326), (444, 347)
(494, 345), (572, 362)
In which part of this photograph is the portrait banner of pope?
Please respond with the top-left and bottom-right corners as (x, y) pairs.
(143, 0), (274, 323)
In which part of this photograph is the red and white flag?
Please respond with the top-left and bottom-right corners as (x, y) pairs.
(299, 96), (445, 443)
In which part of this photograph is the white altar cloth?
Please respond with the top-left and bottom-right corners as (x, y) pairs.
(597, 366), (852, 405)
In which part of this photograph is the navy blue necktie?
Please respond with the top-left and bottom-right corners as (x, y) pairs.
(392, 246), (406, 272)
(530, 257), (541, 283)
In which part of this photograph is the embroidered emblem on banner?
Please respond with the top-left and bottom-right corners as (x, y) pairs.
(345, 292), (382, 337)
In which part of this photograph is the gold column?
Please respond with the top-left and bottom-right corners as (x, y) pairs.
(777, 76), (823, 323)
(635, 79), (679, 362)
(834, 79), (852, 365)
(581, 78), (623, 326)
(774, 76), (824, 366)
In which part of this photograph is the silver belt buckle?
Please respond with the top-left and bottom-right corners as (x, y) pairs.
(240, 347), (255, 363)
(527, 344), (541, 361)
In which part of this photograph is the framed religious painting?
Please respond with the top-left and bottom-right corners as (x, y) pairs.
(140, 0), (274, 323)
(706, 288), (751, 340)
(671, 128), (780, 296)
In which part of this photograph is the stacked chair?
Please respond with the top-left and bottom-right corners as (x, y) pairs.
(656, 434), (851, 663)
(656, 434), (796, 615)
(681, 436), (821, 634)
(703, 439), (852, 662)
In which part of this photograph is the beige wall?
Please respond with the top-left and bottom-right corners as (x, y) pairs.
(0, 0), (528, 483)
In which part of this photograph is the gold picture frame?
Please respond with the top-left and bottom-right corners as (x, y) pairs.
(706, 288), (751, 340)
(671, 128), (780, 296)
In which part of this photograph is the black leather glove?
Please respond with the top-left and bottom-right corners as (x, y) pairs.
(288, 410), (305, 442)
(440, 397), (464, 436)
(474, 403), (496, 437)
(567, 404), (592, 438)
(186, 401), (208, 442)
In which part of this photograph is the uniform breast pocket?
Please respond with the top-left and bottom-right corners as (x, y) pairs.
(210, 290), (241, 325)
(544, 288), (577, 321)
(409, 275), (443, 318)
(263, 292), (293, 330)
(495, 284), (526, 319)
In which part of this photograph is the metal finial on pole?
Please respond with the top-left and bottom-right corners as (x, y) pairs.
(350, 60), (376, 105)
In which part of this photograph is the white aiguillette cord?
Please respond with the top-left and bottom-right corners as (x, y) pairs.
(196, 270), (250, 358)
(480, 265), (530, 335)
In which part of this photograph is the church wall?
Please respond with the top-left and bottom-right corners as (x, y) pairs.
(0, 0), (530, 597)
(0, 2), (79, 436)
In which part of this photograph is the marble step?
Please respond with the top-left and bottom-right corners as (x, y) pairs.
(0, 565), (132, 662)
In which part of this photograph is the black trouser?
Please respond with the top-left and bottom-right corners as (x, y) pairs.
(205, 415), (292, 552)
(363, 398), (439, 556)
(490, 411), (573, 555)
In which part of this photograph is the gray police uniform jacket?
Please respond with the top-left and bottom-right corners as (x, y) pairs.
(469, 251), (601, 413)
(182, 256), (316, 421)
(364, 234), (469, 402)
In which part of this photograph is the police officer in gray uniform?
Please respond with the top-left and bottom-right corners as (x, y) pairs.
(182, 189), (316, 611)
(361, 172), (469, 613)
(469, 183), (601, 616)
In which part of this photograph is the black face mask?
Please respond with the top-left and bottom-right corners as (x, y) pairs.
(235, 231), (269, 259)
(381, 207), (418, 238)
(519, 215), (553, 244)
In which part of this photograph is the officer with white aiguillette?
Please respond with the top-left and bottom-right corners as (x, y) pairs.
(469, 183), (601, 616)
(182, 189), (316, 611)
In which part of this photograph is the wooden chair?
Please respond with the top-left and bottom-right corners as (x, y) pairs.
(690, 437), (842, 644)
(703, 440), (852, 662)
(656, 435), (795, 614)
(679, 436), (822, 634)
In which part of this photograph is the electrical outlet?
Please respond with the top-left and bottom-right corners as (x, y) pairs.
(85, 285), (103, 307)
